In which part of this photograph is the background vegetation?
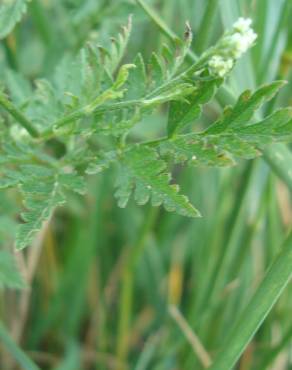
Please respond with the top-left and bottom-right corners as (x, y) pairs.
(0, 0), (291, 369)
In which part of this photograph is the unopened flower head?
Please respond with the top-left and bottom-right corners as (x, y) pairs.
(227, 17), (257, 58)
(233, 17), (252, 33)
(208, 55), (233, 77)
(207, 17), (257, 77)
(226, 30), (257, 58)
(9, 125), (30, 141)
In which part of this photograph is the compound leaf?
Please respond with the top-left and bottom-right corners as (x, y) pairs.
(115, 146), (200, 217)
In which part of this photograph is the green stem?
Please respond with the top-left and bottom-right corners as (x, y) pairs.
(195, 0), (219, 54)
(0, 94), (39, 138)
(0, 322), (40, 370)
(41, 99), (143, 138)
(207, 230), (292, 370)
(136, 0), (198, 62)
(136, 0), (179, 43)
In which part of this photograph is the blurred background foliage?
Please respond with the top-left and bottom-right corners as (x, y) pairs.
(0, 0), (291, 369)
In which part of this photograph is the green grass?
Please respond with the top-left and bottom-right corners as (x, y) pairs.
(0, 0), (291, 370)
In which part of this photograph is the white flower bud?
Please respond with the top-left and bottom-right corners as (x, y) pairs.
(10, 125), (30, 141)
(233, 17), (252, 33)
(208, 55), (234, 77)
(228, 33), (250, 57)
(226, 28), (257, 58)
(206, 17), (257, 78)
(246, 28), (257, 45)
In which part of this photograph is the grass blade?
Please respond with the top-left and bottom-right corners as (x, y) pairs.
(263, 145), (292, 192)
(207, 230), (292, 370)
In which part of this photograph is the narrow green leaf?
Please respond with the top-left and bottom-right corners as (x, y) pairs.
(208, 231), (292, 370)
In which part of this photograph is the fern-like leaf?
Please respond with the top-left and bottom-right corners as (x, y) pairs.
(1, 18), (292, 251)
(160, 83), (292, 166)
(16, 174), (65, 250)
(114, 146), (200, 217)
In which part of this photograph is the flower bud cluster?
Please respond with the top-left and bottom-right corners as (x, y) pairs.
(208, 17), (257, 77)
(208, 55), (233, 78)
(10, 125), (30, 141)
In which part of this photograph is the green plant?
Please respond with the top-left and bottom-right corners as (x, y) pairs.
(1, 15), (291, 249)
(0, 1), (291, 370)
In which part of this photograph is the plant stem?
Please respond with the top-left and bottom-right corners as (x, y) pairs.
(207, 230), (292, 370)
(41, 99), (143, 138)
(0, 94), (39, 138)
(169, 305), (212, 368)
(136, 0), (179, 43)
